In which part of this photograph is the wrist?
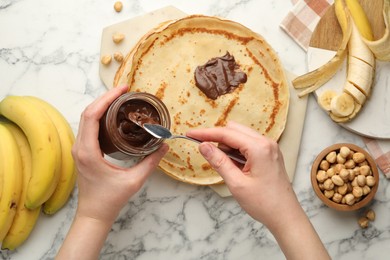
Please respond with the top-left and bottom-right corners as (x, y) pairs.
(57, 214), (114, 260)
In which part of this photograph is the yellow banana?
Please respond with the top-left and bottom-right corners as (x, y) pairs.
(0, 96), (62, 209)
(24, 96), (77, 215)
(345, 0), (374, 40)
(0, 121), (41, 250)
(0, 123), (22, 242)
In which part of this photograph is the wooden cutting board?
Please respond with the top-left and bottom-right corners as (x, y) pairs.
(307, 0), (390, 140)
(310, 0), (385, 51)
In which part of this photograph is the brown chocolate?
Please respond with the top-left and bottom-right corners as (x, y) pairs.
(117, 100), (160, 147)
(194, 52), (247, 100)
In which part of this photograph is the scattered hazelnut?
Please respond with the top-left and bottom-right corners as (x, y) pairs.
(358, 217), (369, 228)
(112, 33), (125, 44)
(366, 209), (376, 221)
(114, 1), (123, 12)
(101, 54), (112, 65)
(113, 52), (124, 62)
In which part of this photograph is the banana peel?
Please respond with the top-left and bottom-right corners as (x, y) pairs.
(292, 2), (352, 98)
(363, 0), (390, 61)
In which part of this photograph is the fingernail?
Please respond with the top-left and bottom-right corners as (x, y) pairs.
(199, 143), (213, 159)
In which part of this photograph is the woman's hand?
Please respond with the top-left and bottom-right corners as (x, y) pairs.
(187, 121), (295, 227)
(187, 121), (330, 260)
(57, 86), (168, 260)
(72, 85), (168, 224)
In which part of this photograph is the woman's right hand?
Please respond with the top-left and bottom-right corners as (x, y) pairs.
(187, 121), (330, 259)
(187, 121), (298, 228)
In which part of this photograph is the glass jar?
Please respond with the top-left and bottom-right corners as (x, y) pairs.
(98, 92), (170, 160)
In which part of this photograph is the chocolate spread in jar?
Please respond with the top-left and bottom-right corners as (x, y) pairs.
(117, 100), (160, 147)
(194, 52), (247, 100)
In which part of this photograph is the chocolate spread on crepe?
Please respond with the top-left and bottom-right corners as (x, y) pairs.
(114, 15), (289, 185)
(194, 52), (247, 100)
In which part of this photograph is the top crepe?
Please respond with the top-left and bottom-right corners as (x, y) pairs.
(114, 15), (289, 185)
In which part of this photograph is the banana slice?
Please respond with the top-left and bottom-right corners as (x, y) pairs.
(347, 55), (375, 97)
(330, 102), (362, 122)
(318, 89), (338, 112)
(330, 92), (355, 117)
(344, 81), (366, 105)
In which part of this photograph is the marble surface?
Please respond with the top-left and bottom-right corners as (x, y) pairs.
(0, 0), (389, 259)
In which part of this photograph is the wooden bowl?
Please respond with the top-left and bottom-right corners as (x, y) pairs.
(311, 143), (379, 211)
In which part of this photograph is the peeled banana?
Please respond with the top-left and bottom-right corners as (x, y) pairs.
(0, 123), (23, 242)
(294, 0), (384, 123)
(0, 96), (62, 209)
(0, 121), (41, 250)
(24, 96), (77, 215)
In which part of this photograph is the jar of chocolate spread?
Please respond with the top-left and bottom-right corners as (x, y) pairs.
(98, 92), (171, 160)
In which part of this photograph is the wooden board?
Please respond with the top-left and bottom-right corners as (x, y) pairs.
(307, 0), (390, 140)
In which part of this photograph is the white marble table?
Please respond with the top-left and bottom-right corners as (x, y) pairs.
(1, 0), (389, 259)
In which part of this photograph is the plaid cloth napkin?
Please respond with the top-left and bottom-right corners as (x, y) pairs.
(280, 0), (390, 178)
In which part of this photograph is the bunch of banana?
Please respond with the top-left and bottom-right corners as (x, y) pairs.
(293, 0), (390, 123)
(0, 96), (76, 250)
(0, 122), (22, 242)
(0, 121), (40, 250)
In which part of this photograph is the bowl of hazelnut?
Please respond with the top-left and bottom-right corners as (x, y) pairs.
(311, 143), (379, 211)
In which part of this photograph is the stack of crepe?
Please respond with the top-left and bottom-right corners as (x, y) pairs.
(114, 15), (289, 185)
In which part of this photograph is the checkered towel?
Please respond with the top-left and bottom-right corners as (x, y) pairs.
(280, 0), (390, 178)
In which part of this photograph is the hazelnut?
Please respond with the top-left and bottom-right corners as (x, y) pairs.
(320, 160), (330, 170)
(114, 1), (123, 12)
(352, 186), (363, 198)
(358, 217), (369, 228)
(113, 52), (124, 62)
(100, 54), (112, 65)
(326, 151), (337, 163)
(112, 33), (125, 44)
(339, 146), (351, 158)
(331, 175), (344, 186)
(353, 152), (366, 164)
(337, 153), (346, 164)
(357, 175), (366, 187)
(359, 165), (371, 176)
(345, 193), (356, 205)
(366, 176), (376, 187)
(366, 209), (376, 221)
